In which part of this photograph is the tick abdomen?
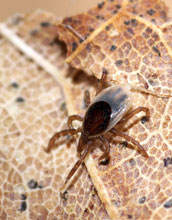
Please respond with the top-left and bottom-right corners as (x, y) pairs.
(83, 85), (132, 137)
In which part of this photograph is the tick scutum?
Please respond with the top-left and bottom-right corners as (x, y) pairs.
(83, 101), (111, 137)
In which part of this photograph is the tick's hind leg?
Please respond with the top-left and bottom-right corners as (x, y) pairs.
(98, 136), (110, 163)
(119, 107), (150, 124)
(61, 144), (90, 191)
(110, 128), (149, 158)
(45, 128), (81, 153)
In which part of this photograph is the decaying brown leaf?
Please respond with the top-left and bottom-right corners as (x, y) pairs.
(1, 0), (172, 219)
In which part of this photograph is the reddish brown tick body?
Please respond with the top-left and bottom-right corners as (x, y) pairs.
(45, 71), (150, 189)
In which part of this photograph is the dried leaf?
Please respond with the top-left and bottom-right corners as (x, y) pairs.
(1, 0), (172, 219)
(0, 11), (109, 220)
(57, 0), (172, 97)
(52, 0), (172, 219)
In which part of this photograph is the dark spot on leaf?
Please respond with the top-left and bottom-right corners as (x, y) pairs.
(152, 33), (159, 41)
(11, 82), (19, 88)
(163, 157), (172, 167)
(84, 208), (88, 213)
(144, 82), (149, 89)
(124, 20), (130, 25)
(89, 27), (94, 32)
(110, 45), (117, 51)
(86, 44), (91, 52)
(141, 116), (148, 124)
(152, 74), (158, 79)
(97, 1), (105, 9)
(40, 21), (50, 27)
(16, 97), (25, 103)
(151, 19), (156, 24)
(19, 201), (27, 212)
(147, 9), (155, 16)
(116, 4), (121, 9)
(30, 29), (39, 36)
(72, 42), (78, 51)
(90, 185), (97, 198)
(139, 196), (146, 204)
(129, 158), (136, 166)
(148, 78), (159, 86)
(152, 46), (161, 56)
(60, 102), (66, 111)
(112, 10), (118, 14)
(115, 60), (123, 67)
(146, 27), (152, 34)
(131, 19), (138, 27)
(21, 194), (27, 200)
(164, 199), (172, 208)
(105, 25), (111, 31)
(160, 10), (167, 21)
(96, 15), (104, 20)
(127, 28), (134, 35)
(27, 179), (38, 189)
(89, 202), (94, 210)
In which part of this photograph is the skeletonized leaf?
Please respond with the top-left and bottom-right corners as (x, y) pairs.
(0, 11), (109, 220)
(52, 0), (172, 219)
(56, 0), (172, 97)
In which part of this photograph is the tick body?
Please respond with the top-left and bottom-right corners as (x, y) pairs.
(83, 85), (132, 138)
(46, 71), (150, 190)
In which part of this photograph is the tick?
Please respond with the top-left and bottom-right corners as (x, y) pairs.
(45, 70), (150, 189)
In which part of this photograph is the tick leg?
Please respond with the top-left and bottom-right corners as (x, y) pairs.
(61, 144), (90, 189)
(45, 128), (81, 153)
(84, 90), (91, 107)
(68, 115), (83, 129)
(119, 107), (150, 124)
(110, 128), (149, 158)
(96, 68), (108, 95)
(98, 136), (110, 163)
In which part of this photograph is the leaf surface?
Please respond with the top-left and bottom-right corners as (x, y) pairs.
(0, 11), (109, 220)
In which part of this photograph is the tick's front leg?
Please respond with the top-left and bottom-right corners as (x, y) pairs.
(45, 128), (81, 153)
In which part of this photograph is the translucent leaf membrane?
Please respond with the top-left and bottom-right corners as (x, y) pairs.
(0, 11), (109, 220)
